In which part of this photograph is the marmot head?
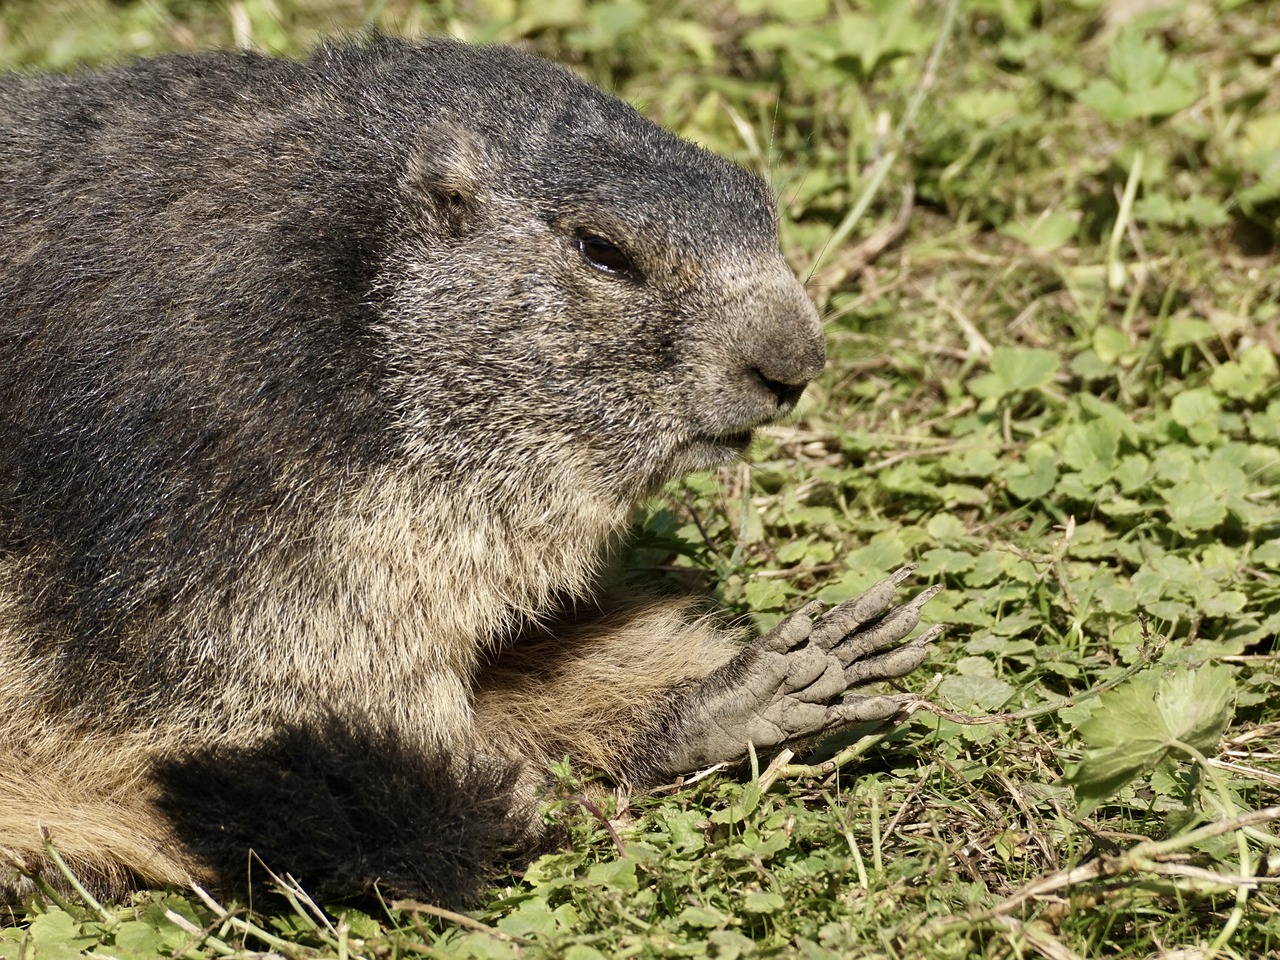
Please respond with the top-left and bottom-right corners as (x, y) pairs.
(368, 40), (824, 498)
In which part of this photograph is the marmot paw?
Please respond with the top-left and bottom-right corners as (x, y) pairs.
(660, 565), (942, 776)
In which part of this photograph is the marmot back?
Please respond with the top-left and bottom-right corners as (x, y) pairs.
(0, 37), (938, 906)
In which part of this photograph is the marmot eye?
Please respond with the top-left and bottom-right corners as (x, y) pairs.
(577, 233), (635, 277)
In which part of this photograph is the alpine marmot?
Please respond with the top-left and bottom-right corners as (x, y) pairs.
(0, 36), (940, 905)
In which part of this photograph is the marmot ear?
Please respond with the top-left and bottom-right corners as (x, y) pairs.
(402, 122), (491, 236)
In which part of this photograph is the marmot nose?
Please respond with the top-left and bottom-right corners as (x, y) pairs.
(733, 260), (826, 416)
(750, 367), (811, 412)
(745, 307), (827, 414)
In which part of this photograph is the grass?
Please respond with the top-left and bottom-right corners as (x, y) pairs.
(2, 0), (1279, 957)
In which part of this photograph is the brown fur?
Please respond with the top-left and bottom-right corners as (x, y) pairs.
(475, 600), (743, 777)
(1, 731), (195, 897)
(0, 459), (668, 898)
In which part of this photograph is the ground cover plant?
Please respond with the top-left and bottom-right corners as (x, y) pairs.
(1, 0), (1277, 956)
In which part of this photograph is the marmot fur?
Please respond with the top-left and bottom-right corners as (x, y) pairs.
(0, 36), (940, 906)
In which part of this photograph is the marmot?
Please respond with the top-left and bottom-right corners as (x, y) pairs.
(0, 36), (940, 906)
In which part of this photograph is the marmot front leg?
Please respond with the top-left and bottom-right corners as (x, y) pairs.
(645, 565), (941, 781)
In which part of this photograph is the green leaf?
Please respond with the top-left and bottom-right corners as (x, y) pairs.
(879, 461), (933, 495)
(742, 891), (786, 913)
(955, 655), (996, 677)
(938, 482), (989, 506)
(1158, 667), (1236, 755)
(1151, 444), (1198, 483)
(1005, 442), (1057, 500)
(1135, 194), (1229, 228)
(679, 905), (727, 928)
(952, 89), (1020, 125)
(1162, 317), (1218, 351)
(1078, 28), (1199, 121)
(915, 547), (975, 577)
(1072, 349), (1117, 380)
(497, 899), (564, 938)
(110, 921), (168, 959)
(1169, 389), (1221, 444)
(336, 909), (382, 939)
(1066, 666), (1236, 815)
(708, 930), (756, 958)
(966, 551), (1006, 587)
(1112, 453), (1151, 492)
(24, 913), (96, 960)
(833, 4), (931, 77)
(1170, 388), (1221, 429)
(1078, 394), (1144, 444)
(939, 445), (1000, 479)
(776, 536), (817, 564)
(844, 536), (907, 574)
(937, 674), (1016, 711)
(925, 513), (971, 543)
(1211, 345), (1280, 402)
(1241, 112), (1280, 158)
(744, 578), (788, 611)
(586, 857), (638, 892)
(1060, 419), (1120, 477)
(1093, 325), (1136, 364)
(1067, 674), (1168, 812)
(1163, 482), (1228, 532)
(970, 347), (1061, 399)
(1255, 540), (1280, 569)
(1001, 210), (1077, 251)
(764, 0), (830, 21)
(815, 568), (876, 605)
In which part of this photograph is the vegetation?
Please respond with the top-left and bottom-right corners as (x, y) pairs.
(2, 0), (1278, 956)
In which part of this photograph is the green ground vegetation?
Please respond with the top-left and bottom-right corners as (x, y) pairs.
(1, 0), (1278, 957)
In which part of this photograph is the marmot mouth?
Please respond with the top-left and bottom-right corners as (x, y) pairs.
(693, 429), (753, 452)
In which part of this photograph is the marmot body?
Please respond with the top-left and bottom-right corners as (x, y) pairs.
(0, 37), (937, 905)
